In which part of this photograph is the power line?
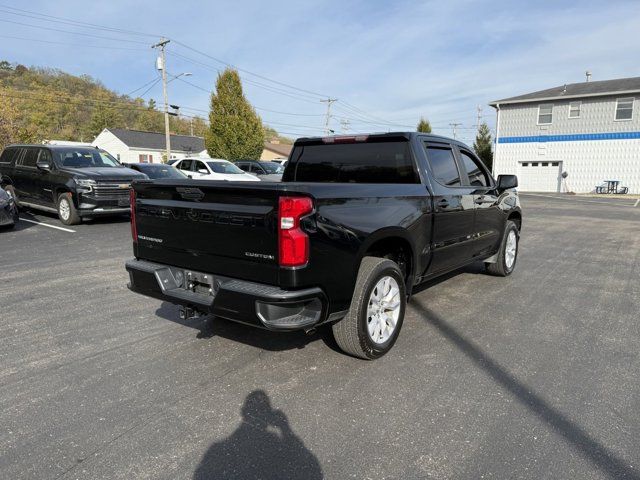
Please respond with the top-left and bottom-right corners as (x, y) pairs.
(0, 18), (149, 44)
(0, 34), (147, 51)
(0, 4), (156, 38)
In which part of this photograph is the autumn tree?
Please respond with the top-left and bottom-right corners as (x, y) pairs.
(417, 117), (432, 133)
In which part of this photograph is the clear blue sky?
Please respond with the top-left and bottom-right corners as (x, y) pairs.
(1, 0), (639, 144)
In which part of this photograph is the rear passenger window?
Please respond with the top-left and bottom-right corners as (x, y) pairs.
(21, 148), (39, 168)
(0, 148), (17, 164)
(425, 145), (461, 187)
(287, 140), (419, 183)
(179, 160), (193, 171)
(459, 150), (489, 187)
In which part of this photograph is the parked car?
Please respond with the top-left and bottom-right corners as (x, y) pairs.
(0, 179), (19, 229)
(126, 133), (521, 359)
(172, 157), (259, 182)
(236, 160), (284, 181)
(126, 162), (188, 180)
(0, 145), (147, 225)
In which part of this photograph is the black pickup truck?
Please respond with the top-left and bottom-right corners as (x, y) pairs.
(0, 144), (147, 225)
(126, 133), (521, 359)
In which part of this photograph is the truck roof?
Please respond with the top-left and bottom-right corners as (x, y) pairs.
(293, 131), (468, 146)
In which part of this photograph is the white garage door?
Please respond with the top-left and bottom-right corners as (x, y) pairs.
(517, 161), (562, 192)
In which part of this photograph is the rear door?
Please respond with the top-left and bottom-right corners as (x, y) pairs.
(422, 141), (475, 274)
(14, 147), (40, 202)
(455, 147), (504, 259)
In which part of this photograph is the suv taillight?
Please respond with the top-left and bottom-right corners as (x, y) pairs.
(130, 188), (138, 243)
(279, 196), (313, 267)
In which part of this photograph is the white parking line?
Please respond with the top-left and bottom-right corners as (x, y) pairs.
(20, 218), (76, 233)
(635, 199), (639, 207)
(521, 193), (636, 208)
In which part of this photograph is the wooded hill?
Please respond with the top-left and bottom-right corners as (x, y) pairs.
(0, 61), (292, 152)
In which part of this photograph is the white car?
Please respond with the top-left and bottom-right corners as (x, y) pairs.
(173, 157), (260, 182)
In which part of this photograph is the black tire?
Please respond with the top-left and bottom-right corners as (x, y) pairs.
(332, 256), (406, 360)
(57, 193), (81, 225)
(486, 220), (519, 277)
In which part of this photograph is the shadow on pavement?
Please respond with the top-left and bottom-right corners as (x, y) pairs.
(412, 300), (640, 480)
(193, 390), (322, 480)
(155, 302), (339, 353)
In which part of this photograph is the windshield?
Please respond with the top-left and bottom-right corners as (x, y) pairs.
(56, 149), (121, 168)
(207, 161), (244, 174)
(262, 162), (284, 174)
(134, 164), (187, 179)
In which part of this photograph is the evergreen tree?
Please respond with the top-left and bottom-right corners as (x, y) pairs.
(205, 68), (264, 160)
(473, 122), (493, 171)
(417, 117), (432, 133)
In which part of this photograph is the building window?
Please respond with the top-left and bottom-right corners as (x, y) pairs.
(138, 154), (153, 163)
(615, 98), (634, 121)
(537, 104), (553, 124)
(568, 101), (581, 118)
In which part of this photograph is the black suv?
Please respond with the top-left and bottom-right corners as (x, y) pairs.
(0, 145), (147, 225)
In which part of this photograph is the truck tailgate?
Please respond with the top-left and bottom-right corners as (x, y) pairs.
(132, 180), (281, 285)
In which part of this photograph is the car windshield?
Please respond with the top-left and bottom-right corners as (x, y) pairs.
(261, 162), (284, 174)
(207, 161), (244, 174)
(133, 164), (187, 179)
(56, 149), (121, 168)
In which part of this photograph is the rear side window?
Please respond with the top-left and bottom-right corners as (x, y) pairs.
(20, 148), (39, 168)
(425, 145), (461, 187)
(459, 150), (489, 187)
(286, 141), (419, 183)
(0, 148), (18, 164)
(178, 159), (193, 171)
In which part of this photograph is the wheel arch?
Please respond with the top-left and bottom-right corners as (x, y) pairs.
(357, 228), (417, 290)
(507, 210), (522, 231)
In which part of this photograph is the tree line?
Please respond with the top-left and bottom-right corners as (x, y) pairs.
(0, 61), (209, 152)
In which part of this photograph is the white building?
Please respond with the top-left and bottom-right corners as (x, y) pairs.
(490, 76), (640, 193)
(93, 128), (206, 164)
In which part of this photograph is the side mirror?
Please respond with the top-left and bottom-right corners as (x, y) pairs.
(188, 175), (193, 179)
(36, 159), (52, 172)
(497, 174), (518, 190)
(197, 169), (208, 175)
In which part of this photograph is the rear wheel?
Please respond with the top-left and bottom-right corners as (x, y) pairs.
(332, 257), (406, 360)
(486, 220), (519, 276)
(57, 193), (81, 225)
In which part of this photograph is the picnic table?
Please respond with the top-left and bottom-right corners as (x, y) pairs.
(595, 180), (629, 194)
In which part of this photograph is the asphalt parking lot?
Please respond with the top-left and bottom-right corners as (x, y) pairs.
(1, 194), (639, 480)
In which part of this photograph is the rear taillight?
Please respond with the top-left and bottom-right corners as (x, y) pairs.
(279, 196), (313, 267)
(130, 188), (138, 243)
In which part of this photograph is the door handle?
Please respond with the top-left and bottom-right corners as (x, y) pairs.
(437, 198), (450, 208)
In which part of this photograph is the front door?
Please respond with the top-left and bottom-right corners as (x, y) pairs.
(33, 148), (56, 206)
(456, 147), (504, 259)
(422, 141), (476, 275)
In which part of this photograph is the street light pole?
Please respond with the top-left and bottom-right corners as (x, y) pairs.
(152, 38), (171, 163)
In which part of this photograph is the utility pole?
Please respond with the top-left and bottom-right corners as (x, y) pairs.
(449, 122), (462, 139)
(340, 118), (350, 134)
(189, 117), (194, 137)
(152, 38), (171, 162)
(476, 105), (483, 132)
(321, 98), (337, 135)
